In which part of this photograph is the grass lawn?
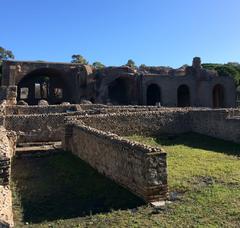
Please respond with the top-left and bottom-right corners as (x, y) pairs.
(12, 133), (240, 227)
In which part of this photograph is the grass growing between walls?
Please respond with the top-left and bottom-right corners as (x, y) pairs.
(11, 152), (144, 227)
(126, 133), (240, 227)
(11, 133), (240, 227)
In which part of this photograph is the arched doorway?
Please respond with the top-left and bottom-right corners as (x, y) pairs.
(147, 84), (161, 106)
(213, 84), (224, 108)
(108, 77), (133, 105)
(177, 85), (190, 107)
(17, 68), (71, 105)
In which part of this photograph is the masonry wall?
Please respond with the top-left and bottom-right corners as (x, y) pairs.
(0, 127), (16, 185)
(4, 111), (86, 143)
(3, 105), (167, 143)
(98, 106), (165, 114)
(71, 109), (192, 137)
(190, 109), (240, 144)
(64, 123), (168, 203)
(0, 127), (16, 228)
(4, 104), (110, 115)
(5, 104), (82, 115)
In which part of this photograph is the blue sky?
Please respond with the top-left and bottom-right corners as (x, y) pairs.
(1, 0), (239, 67)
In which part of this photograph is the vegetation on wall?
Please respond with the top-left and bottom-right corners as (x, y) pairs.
(202, 63), (240, 86)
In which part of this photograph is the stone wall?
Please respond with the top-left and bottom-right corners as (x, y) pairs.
(5, 104), (83, 115)
(0, 127), (16, 185)
(64, 123), (168, 203)
(190, 109), (240, 143)
(4, 104), (109, 115)
(4, 111), (87, 143)
(68, 109), (191, 137)
(0, 101), (6, 126)
(0, 127), (16, 228)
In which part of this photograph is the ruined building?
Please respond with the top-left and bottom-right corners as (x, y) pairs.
(0, 57), (236, 108)
(0, 57), (238, 227)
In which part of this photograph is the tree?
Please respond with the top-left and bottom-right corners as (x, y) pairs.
(139, 64), (147, 69)
(71, 54), (88, 64)
(126, 59), (136, 68)
(0, 46), (15, 84)
(0, 46), (14, 62)
(202, 63), (240, 85)
(92, 61), (105, 69)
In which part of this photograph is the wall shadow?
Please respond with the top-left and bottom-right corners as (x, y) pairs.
(155, 133), (240, 157)
(11, 151), (145, 224)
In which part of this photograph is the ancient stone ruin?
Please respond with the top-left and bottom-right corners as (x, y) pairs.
(0, 57), (236, 108)
(0, 57), (239, 227)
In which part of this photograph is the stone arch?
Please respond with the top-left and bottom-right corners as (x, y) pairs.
(17, 68), (71, 105)
(146, 84), (161, 106)
(108, 77), (133, 105)
(213, 84), (224, 108)
(177, 84), (190, 107)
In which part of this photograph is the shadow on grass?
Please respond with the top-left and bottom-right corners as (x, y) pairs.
(155, 133), (240, 157)
(12, 151), (145, 224)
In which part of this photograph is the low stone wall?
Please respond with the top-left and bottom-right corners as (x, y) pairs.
(5, 104), (114, 115)
(0, 127), (16, 228)
(5, 104), (83, 115)
(0, 102), (7, 126)
(190, 109), (240, 144)
(68, 109), (191, 137)
(4, 111), (87, 143)
(98, 106), (165, 115)
(64, 123), (168, 203)
(0, 128), (16, 185)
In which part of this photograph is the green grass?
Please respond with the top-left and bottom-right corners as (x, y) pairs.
(12, 133), (240, 227)
(11, 152), (144, 227)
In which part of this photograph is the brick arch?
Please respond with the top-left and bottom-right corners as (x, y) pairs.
(146, 84), (161, 106)
(177, 84), (191, 107)
(108, 77), (135, 105)
(17, 68), (72, 105)
(213, 84), (224, 108)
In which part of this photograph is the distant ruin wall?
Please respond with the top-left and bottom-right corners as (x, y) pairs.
(190, 109), (240, 144)
(64, 123), (168, 202)
(69, 110), (191, 137)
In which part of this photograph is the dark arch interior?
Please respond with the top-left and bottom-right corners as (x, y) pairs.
(147, 84), (161, 106)
(17, 68), (71, 105)
(213, 84), (224, 108)
(108, 78), (133, 105)
(177, 85), (190, 107)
